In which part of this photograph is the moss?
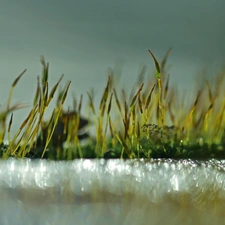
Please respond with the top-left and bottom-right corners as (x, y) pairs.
(1, 51), (225, 160)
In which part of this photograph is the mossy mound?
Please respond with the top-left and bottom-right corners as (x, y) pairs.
(1, 51), (225, 160)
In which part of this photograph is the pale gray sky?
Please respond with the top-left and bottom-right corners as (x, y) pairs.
(0, 0), (224, 133)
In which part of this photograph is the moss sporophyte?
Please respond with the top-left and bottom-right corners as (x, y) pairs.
(0, 51), (225, 160)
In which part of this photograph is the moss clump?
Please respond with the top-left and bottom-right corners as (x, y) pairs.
(0, 51), (225, 160)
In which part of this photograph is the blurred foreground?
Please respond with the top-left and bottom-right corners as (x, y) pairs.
(0, 158), (225, 225)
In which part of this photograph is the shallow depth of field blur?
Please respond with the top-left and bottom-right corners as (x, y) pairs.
(0, 0), (224, 135)
(0, 1), (224, 161)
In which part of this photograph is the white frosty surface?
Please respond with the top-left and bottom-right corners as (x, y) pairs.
(0, 158), (225, 225)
